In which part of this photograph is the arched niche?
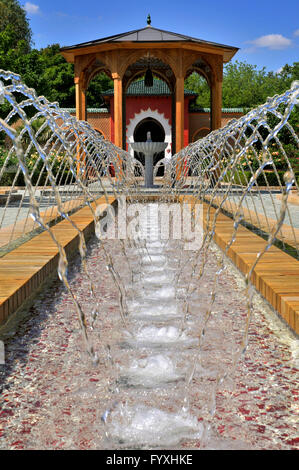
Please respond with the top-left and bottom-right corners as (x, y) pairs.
(192, 127), (210, 142)
(126, 107), (172, 158)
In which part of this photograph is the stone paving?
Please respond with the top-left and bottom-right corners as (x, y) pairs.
(1, 189), (299, 231)
(228, 193), (299, 228)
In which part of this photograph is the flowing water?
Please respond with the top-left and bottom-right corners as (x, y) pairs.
(0, 222), (298, 449)
(0, 71), (298, 449)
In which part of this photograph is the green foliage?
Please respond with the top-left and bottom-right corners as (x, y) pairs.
(0, 146), (9, 166)
(185, 61), (299, 110)
(15, 116), (52, 148)
(276, 62), (299, 92)
(0, 38), (113, 108)
(236, 142), (298, 172)
(33, 44), (75, 106)
(0, 4), (298, 192)
(222, 61), (282, 108)
(0, 146), (72, 186)
(232, 169), (299, 187)
(0, 43), (76, 107)
(185, 62), (299, 178)
(86, 72), (113, 108)
(185, 72), (210, 108)
(0, 0), (32, 52)
(0, 2), (75, 107)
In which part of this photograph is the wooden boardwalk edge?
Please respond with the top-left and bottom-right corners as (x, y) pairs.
(0, 196), (116, 326)
(181, 195), (299, 336)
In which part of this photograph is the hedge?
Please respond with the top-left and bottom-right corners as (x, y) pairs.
(0, 170), (73, 186)
(227, 170), (299, 187)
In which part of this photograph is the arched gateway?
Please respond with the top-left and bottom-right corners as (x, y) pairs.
(126, 108), (171, 158)
(60, 16), (238, 154)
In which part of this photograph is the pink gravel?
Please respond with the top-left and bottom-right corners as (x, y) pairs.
(0, 236), (298, 450)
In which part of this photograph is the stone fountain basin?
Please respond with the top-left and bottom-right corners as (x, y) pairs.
(130, 142), (168, 188)
(131, 142), (168, 154)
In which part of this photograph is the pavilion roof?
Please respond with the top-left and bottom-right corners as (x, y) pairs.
(60, 24), (239, 62)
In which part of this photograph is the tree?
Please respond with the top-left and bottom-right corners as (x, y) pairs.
(222, 61), (282, 108)
(184, 61), (295, 110)
(0, 42), (76, 108)
(29, 44), (75, 107)
(277, 62), (299, 92)
(0, 0), (32, 52)
(185, 72), (210, 108)
(86, 72), (113, 108)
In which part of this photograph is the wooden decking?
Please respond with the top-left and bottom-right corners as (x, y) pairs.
(203, 193), (299, 252)
(183, 195), (299, 335)
(0, 196), (115, 325)
(0, 195), (88, 251)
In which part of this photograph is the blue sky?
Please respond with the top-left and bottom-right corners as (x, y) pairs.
(22, 0), (299, 73)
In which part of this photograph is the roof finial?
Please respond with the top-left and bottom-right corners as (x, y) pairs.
(147, 14), (151, 25)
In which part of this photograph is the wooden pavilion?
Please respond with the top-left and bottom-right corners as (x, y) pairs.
(60, 16), (239, 153)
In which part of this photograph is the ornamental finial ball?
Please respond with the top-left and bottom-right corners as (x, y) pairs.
(147, 14), (151, 25)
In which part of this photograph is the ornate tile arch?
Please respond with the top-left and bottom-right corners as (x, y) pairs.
(126, 107), (172, 157)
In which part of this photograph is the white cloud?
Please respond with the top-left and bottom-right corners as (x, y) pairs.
(247, 34), (292, 50)
(294, 29), (299, 37)
(24, 2), (40, 15)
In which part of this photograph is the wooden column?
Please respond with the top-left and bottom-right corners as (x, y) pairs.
(75, 77), (86, 121)
(211, 79), (222, 130)
(210, 57), (224, 184)
(74, 76), (87, 176)
(113, 73), (123, 149)
(211, 57), (223, 131)
(175, 75), (185, 153)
